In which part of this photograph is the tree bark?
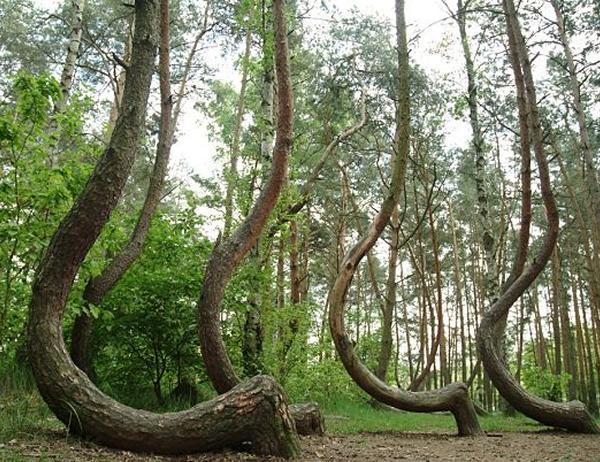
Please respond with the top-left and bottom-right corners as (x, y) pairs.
(198, 0), (289, 392)
(27, 1), (299, 457)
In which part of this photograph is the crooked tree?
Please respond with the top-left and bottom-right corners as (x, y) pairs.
(196, 0), (324, 436)
(476, 0), (598, 434)
(26, 0), (300, 456)
(327, 0), (482, 437)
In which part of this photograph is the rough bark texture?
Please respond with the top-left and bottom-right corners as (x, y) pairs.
(328, 0), (482, 437)
(476, 0), (598, 434)
(27, 1), (300, 457)
(196, 0), (290, 389)
(70, 309), (96, 381)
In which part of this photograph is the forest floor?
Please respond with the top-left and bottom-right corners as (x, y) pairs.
(1, 426), (599, 461)
(2, 392), (600, 461)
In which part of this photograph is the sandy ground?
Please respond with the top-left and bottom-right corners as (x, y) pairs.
(2, 430), (599, 461)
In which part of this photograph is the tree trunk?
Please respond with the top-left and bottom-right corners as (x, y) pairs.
(448, 202), (467, 383)
(553, 248), (578, 399)
(70, 0), (211, 375)
(27, 1), (299, 457)
(223, 27), (253, 238)
(375, 204), (399, 382)
(240, 23), (275, 379)
(195, 0), (323, 435)
(56, 0), (85, 110)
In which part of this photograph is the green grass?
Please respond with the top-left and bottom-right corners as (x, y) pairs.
(324, 399), (548, 434)
(0, 366), (62, 443)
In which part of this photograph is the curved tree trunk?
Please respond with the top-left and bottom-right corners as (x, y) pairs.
(328, 0), (482, 437)
(196, 0), (324, 436)
(27, 1), (299, 457)
(476, 0), (598, 434)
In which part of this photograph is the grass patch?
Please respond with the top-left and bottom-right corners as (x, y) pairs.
(324, 399), (549, 434)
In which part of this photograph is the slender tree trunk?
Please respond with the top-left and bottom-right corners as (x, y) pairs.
(223, 27), (253, 238)
(241, 30), (276, 375)
(106, 21), (134, 141)
(579, 275), (600, 415)
(70, 0), (212, 375)
(428, 205), (449, 386)
(196, 0), (324, 435)
(56, 0), (85, 110)
(553, 248), (578, 399)
(376, 204), (399, 382)
(448, 202), (467, 383)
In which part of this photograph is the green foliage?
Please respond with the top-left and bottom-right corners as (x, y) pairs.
(0, 72), (100, 361)
(522, 365), (572, 402)
(520, 342), (572, 402)
(90, 207), (212, 406)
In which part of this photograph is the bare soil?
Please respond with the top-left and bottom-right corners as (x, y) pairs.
(2, 430), (599, 461)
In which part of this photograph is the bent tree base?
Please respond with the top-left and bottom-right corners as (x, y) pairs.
(478, 322), (599, 434)
(473, 0), (599, 435)
(29, 330), (300, 457)
(326, 0), (482, 438)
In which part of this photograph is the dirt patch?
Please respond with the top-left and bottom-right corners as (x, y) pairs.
(1, 430), (598, 461)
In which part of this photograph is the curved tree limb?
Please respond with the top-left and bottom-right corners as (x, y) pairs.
(27, 1), (299, 457)
(196, 1), (325, 435)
